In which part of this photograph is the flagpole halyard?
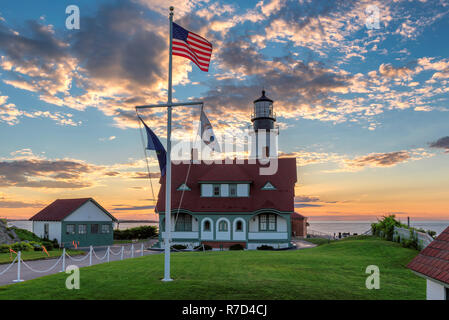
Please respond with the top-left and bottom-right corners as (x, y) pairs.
(162, 5), (175, 282)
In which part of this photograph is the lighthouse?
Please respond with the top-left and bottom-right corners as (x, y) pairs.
(250, 90), (278, 159)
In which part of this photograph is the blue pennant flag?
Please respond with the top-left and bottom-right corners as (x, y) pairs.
(139, 117), (167, 177)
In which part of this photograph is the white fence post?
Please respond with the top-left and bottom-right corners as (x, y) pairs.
(107, 246), (110, 263)
(89, 245), (93, 266)
(141, 243), (144, 257)
(13, 251), (24, 282)
(61, 248), (66, 272)
(121, 246), (124, 260)
(131, 244), (134, 258)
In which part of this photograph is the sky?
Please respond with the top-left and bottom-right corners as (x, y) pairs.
(0, 0), (449, 221)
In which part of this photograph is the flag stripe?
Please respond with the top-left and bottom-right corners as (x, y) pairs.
(172, 40), (211, 60)
(172, 22), (212, 72)
(172, 47), (209, 66)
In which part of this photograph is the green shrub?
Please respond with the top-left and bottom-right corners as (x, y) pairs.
(41, 241), (54, 251)
(194, 244), (212, 251)
(0, 244), (11, 253)
(371, 215), (406, 241)
(257, 245), (274, 250)
(114, 226), (158, 240)
(10, 242), (34, 252)
(171, 244), (187, 250)
(229, 244), (244, 250)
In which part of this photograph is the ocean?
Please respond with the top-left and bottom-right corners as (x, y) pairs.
(7, 220), (449, 236)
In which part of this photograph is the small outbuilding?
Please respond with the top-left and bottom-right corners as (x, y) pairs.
(291, 212), (307, 238)
(29, 198), (117, 248)
(407, 225), (449, 300)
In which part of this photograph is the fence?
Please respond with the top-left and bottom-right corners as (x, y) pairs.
(393, 226), (434, 250)
(306, 229), (334, 239)
(0, 243), (146, 283)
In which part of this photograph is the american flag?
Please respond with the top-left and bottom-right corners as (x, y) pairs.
(172, 22), (212, 72)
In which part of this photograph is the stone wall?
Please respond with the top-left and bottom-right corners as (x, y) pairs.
(0, 219), (20, 245)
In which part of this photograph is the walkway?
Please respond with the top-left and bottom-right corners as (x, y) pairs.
(0, 242), (160, 286)
(292, 239), (318, 249)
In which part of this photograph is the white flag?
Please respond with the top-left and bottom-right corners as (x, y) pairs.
(200, 110), (220, 152)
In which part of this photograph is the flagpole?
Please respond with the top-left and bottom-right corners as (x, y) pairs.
(162, 6), (174, 282)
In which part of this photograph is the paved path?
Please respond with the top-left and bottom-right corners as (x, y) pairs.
(292, 239), (318, 249)
(0, 242), (160, 286)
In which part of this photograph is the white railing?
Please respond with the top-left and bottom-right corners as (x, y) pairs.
(0, 242), (147, 284)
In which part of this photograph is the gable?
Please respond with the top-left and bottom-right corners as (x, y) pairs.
(64, 200), (113, 222)
(261, 182), (276, 190)
(177, 183), (191, 191)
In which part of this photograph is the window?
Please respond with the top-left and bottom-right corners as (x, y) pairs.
(201, 184), (213, 197)
(236, 220), (243, 232)
(78, 224), (87, 234)
(259, 214), (276, 231)
(218, 220), (228, 232)
(446, 287), (449, 300)
(203, 220), (211, 232)
(91, 224), (99, 234)
(44, 223), (49, 239)
(66, 224), (75, 235)
(213, 184), (220, 196)
(229, 184), (237, 197)
(175, 213), (192, 232)
(101, 224), (110, 234)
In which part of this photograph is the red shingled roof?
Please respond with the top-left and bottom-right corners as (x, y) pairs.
(156, 158), (297, 213)
(29, 198), (116, 221)
(407, 226), (449, 285)
(291, 212), (306, 220)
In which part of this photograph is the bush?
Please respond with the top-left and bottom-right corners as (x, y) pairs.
(257, 245), (274, 250)
(10, 242), (34, 252)
(171, 244), (187, 250)
(114, 225), (158, 240)
(194, 244), (212, 251)
(0, 244), (11, 253)
(41, 241), (54, 251)
(371, 215), (406, 241)
(229, 244), (244, 250)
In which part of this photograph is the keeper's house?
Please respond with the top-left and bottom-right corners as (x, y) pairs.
(156, 158), (305, 250)
(29, 198), (117, 248)
(408, 225), (449, 300)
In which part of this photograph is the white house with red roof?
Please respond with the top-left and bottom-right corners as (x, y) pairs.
(29, 198), (117, 248)
(156, 91), (306, 250)
(408, 225), (449, 300)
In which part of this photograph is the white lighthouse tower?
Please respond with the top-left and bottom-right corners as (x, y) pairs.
(250, 90), (278, 159)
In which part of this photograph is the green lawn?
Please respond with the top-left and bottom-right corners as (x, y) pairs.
(0, 249), (83, 264)
(0, 237), (424, 300)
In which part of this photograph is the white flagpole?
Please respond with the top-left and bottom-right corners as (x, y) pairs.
(162, 6), (174, 282)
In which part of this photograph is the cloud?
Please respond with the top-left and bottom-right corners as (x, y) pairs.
(346, 151), (411, 167)
(0, 159), (96, 188)
(429, 136), (449, 152)
(295, 195), (320, 202)
(378, 63), (414, 80)
(0, 200), (44, 208)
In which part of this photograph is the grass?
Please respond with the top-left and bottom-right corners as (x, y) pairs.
(0, 249), (84, 264)
(9, 227), (42, 242)
(0, 237), (424, 300)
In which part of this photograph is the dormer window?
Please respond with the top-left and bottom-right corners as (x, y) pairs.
(201, 183), (250, 197)
(213, 184), (220, 196)
(261, 182), (276, 190)
(229, 184), (237, 197)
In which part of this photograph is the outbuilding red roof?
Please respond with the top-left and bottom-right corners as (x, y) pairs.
(29, 198), (117, 222)
(407, 226), (449, 285)
(156, 158), (297, 213)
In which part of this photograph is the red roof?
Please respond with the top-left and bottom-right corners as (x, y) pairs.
(156, 158), (297, 213)
(407, 226), (449, 285)
(29, 198), (116, 221)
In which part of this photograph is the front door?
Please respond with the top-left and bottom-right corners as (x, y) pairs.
(44, 223), (49, 239)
